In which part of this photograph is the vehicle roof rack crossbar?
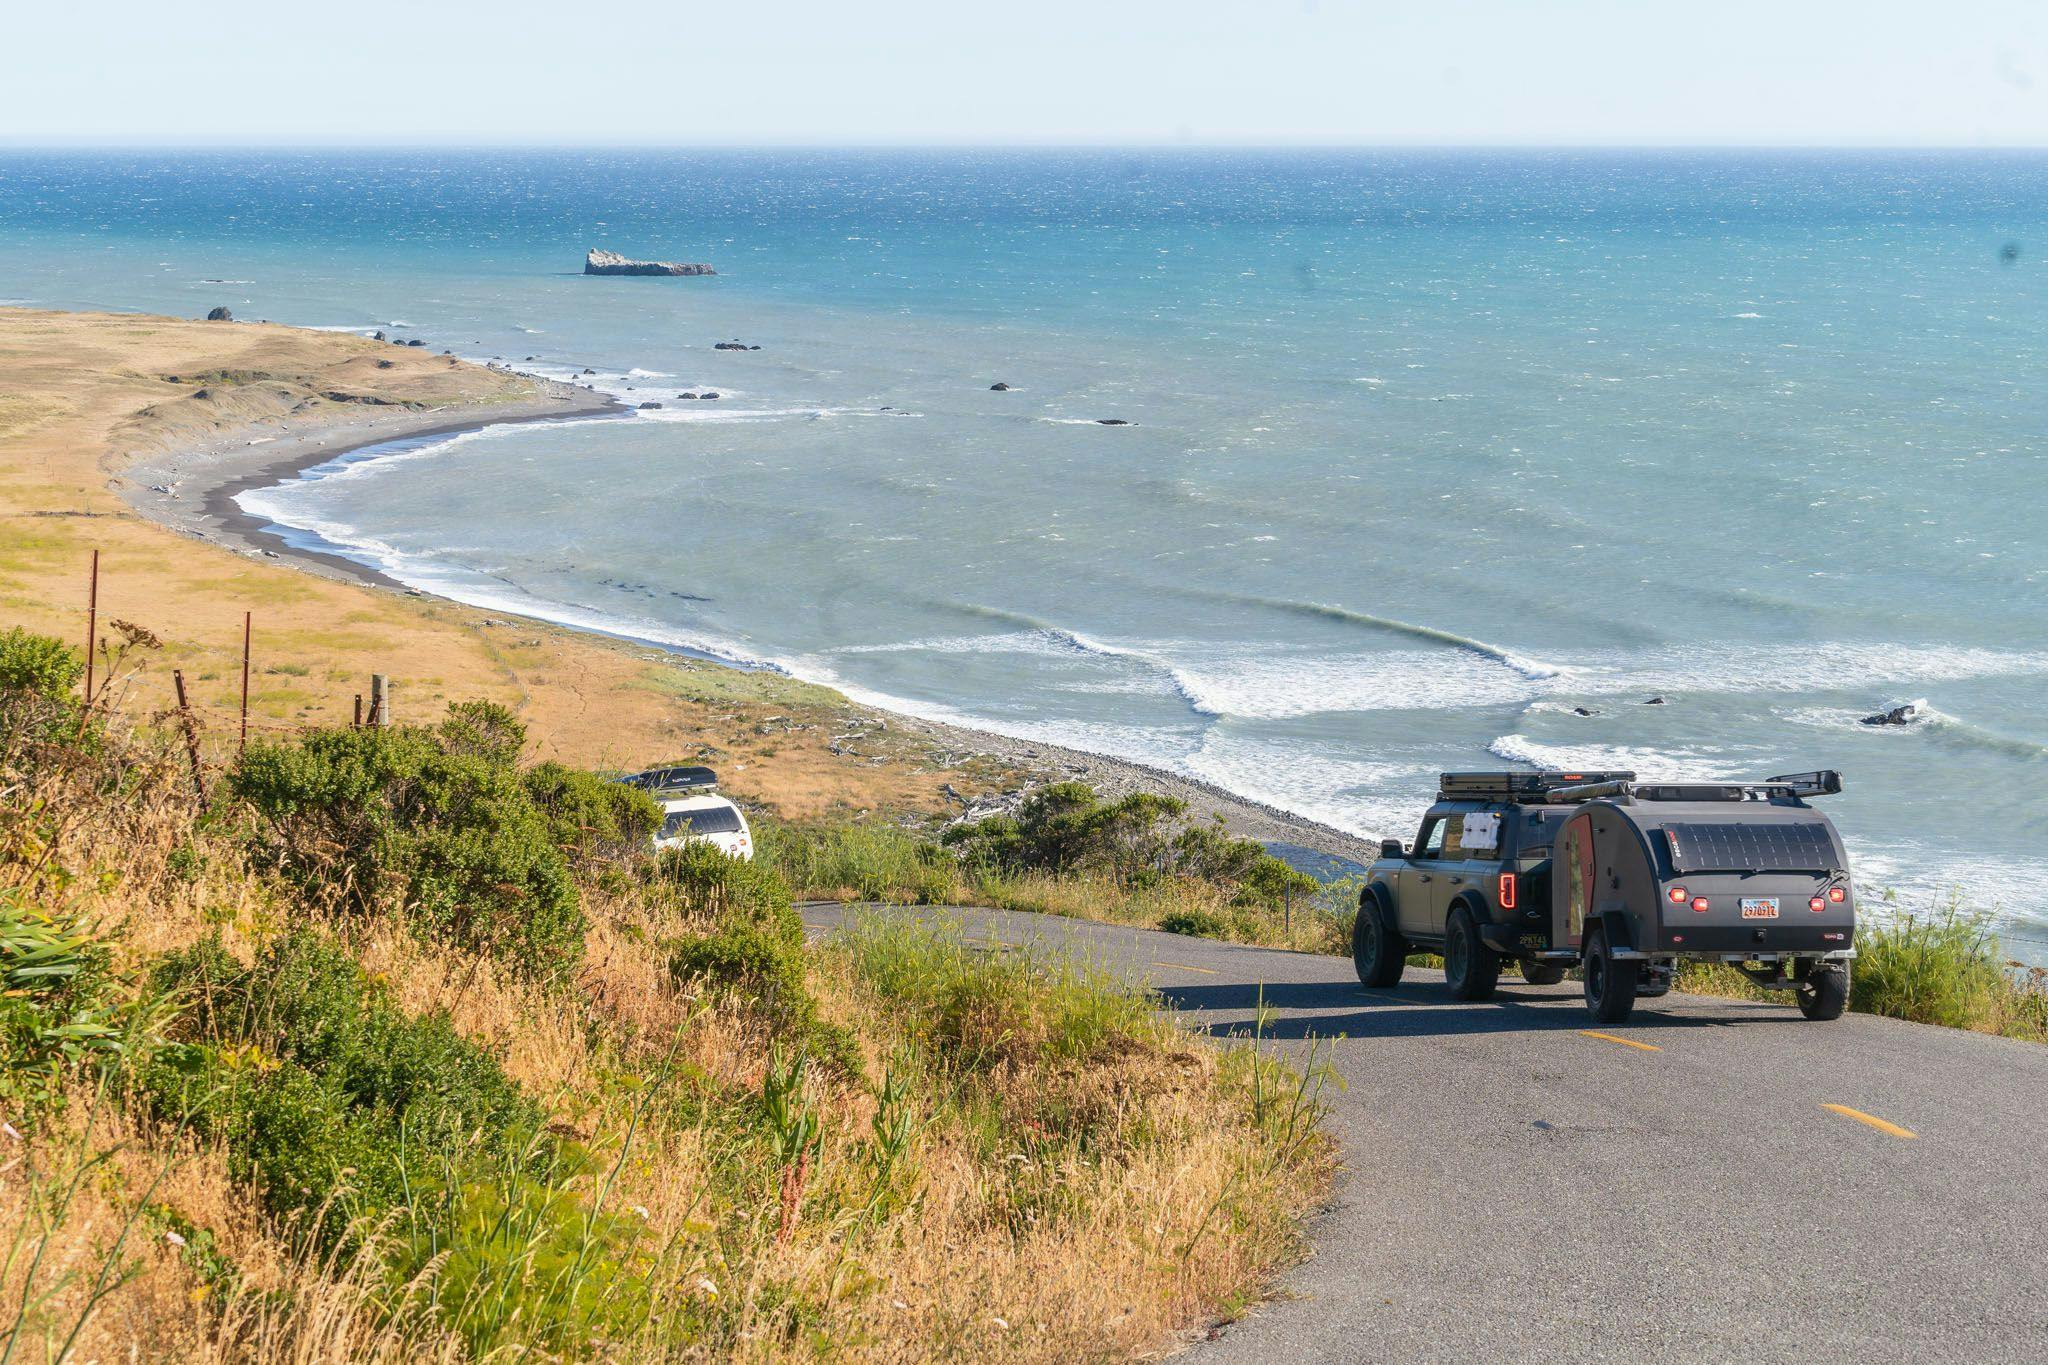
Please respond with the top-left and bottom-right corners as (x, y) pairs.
(1546, 770), (1844, 805)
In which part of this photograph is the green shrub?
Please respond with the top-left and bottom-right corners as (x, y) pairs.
(1159, 908), (1230, 938)
(753, 817), (961, 904)
(945, 782), (1315, 909)
(435, 699), (526, 767)
(1851, 902), (2013, 1030)
(229, 717), (583, 976)
(0, 628), (83, 701)
(0, 628), (87, 747)
(834, 916), (1153, 1073)
(523, 761), (661, 866)
(393, 1142), (658, 1358)
(658, 846), (860, 1078)
(0, 892), (124, 1113)
(141, 931), (541, 1245)
(651, 841), (802, 942)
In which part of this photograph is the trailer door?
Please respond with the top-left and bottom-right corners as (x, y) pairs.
(1559, 812), (1596, 949)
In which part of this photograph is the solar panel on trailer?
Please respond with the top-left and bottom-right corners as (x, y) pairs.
(1662, 822), (1838, 873)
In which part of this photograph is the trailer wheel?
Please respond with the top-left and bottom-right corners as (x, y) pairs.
(1582, 927), (1639, 1025)
(1520, 961), (1567, 987)
(1353, 892), (1406, 988)
(1796, 964), (1850, 1021)
(1443, 906), (1501, 1001)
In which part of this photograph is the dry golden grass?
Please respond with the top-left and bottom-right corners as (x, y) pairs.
(1, 694), (1330, 1362)
(974, 869), (1352, 956)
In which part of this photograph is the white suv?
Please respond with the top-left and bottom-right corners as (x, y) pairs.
(654, 793), (754, 861)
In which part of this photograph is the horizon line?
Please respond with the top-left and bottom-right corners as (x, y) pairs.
(4, 139), (2048, 154)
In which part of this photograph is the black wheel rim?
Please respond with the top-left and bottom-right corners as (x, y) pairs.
(1446, 923), (1467, 984)
(1587, 952), (1606, 1001)
(1361, 917), (1380, 968)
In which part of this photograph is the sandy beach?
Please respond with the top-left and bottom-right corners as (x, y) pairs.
(116, 380), (620, 588)
(1, 305), (1377, 867)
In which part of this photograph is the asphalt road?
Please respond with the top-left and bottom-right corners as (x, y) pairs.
(801, 903), (2048, 1364)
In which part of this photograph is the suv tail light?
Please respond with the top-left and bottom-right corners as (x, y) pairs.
(1498, 872), (1517, 909)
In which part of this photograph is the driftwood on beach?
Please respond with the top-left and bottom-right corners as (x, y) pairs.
(584, 248), (715, 276)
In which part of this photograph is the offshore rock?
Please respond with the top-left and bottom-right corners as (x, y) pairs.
(585, 248), (715, 277)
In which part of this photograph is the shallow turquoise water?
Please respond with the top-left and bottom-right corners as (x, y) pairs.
(3, 149), (2043, 946)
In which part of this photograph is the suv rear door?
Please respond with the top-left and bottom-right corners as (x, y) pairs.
(1408, 812), (1467, 939)
(1434, 807), (1514, 930)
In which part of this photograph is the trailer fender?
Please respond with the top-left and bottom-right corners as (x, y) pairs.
(1597, 909), (1650, 961)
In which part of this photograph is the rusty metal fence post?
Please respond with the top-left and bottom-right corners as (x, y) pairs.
(239, 611), (252, 752)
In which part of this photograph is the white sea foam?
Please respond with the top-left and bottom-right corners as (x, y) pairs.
(1485, 732), (1741, 781)
(1182, 732), (1427, 838)
(630, 404), (883, 425)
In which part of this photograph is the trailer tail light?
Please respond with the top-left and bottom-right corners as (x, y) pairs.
(1828, 887), (1847, 903)
(1809, 896), (1826, 912)
(1691, 896), (1710, 913)
(1498, 873), (1517, 909)
(1667, 886), (1689, 904)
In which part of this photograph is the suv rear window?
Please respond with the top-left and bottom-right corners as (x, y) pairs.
(1662, 822), (1836, 873)
(662, 806), (743, 837)
(1511, 807), (1568, 858)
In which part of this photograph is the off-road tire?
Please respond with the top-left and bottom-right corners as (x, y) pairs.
(1443, 905), (1501, 1001)
(1353, 892), (1407, 988)
(1583, 927), (1640, 1025)
(1797, 964), (1850, 1021)
(1520, 961), (1567, 987)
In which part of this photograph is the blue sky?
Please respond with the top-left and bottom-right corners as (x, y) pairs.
(12, 0), (2047, 145)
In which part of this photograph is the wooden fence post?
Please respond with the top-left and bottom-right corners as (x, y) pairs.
(370, 674), (390, 728)
(171, 669), (209, 810)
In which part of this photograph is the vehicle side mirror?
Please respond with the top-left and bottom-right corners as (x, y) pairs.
(1380, 838), (1405, 858)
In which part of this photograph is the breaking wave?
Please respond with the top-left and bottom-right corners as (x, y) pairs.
(1212, 592), (1562, 680)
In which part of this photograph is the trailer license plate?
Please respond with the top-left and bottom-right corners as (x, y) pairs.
(1741, 898), (1780, 919)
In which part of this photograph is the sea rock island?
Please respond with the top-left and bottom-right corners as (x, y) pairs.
(583, 248), (715, 276)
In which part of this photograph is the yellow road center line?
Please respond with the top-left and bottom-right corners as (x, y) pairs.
(1822, 1104), (1917, 1139)
(1579, 1030), (1661, 1052)
(1148, 960), (1219, 975)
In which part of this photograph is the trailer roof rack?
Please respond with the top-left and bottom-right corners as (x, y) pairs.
(619, 764), (719, 795)
(1438, 771), (1636, 802)
(1544, 770), (1843, 805)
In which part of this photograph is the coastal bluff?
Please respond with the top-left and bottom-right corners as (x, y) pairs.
(584, 248), (715, 276)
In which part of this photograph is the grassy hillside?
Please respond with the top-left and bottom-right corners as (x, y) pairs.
(0, 630), (1332, 1361)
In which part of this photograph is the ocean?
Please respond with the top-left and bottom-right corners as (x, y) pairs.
(2, 148), (2044, 949)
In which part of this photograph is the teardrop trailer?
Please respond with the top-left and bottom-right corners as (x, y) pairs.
(1353, 770), (1857, 1025)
